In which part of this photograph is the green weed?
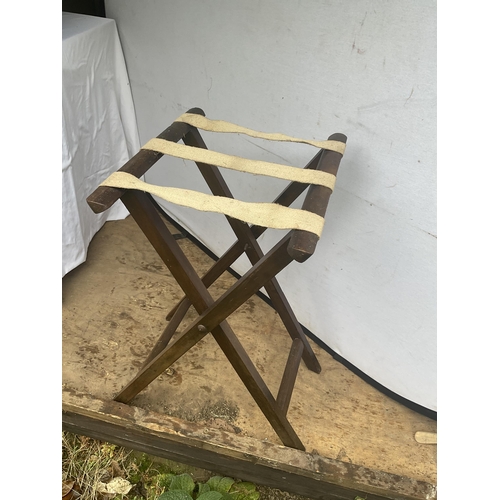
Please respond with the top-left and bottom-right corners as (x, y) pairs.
(62, 432), (259, 500)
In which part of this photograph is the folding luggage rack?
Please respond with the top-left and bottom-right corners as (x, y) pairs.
(87, 107), (347, 450)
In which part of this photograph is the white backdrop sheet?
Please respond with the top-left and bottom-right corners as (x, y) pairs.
(62, 12), (140, 277)
(104, 0), (436, 411)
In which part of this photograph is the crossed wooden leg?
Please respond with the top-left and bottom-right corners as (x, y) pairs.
(142, 128), (323, 374)
(114, 189), (307, 449)
(86, 107), (346, 450)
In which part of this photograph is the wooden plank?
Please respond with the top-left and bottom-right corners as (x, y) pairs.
(62, 389), (437, 500)
(63, 213), (437, 487)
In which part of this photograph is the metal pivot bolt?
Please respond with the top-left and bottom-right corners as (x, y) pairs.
(197, 324), (208, 333)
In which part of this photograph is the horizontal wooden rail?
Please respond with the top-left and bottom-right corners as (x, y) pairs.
(287, 133), (347, 262)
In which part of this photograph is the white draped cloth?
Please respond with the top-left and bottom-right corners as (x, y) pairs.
(62, 12), (140, 276)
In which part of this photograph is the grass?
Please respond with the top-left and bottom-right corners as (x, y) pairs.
(62, 432), (314, 500)
(62, 432), (200, 499)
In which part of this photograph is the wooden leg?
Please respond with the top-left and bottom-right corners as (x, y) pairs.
(210, 321), (304, 449)
(165, 239), (245, 320)
(116, 190), (304, 449)
(140, 297), (191, 368)
(163, 150), (321, 321)
(180, 128), (321, 372)
(277, 338), (304, 414)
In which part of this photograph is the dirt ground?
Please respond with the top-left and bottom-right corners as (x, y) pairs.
(62, 214), (437, 487)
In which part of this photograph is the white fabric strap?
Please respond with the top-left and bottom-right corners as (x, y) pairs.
(141, 138), (336, 190)
(100, 172), (326, 237)
(175, 113), (346, 155)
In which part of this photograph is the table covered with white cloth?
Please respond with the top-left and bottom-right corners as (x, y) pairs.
(62, 12), (140, 277)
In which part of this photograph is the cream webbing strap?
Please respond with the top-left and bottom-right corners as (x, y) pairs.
(140, 113), (345, 190)
(100, 172), (326, 237)
(141, 138), (336, 190)
(175, 113), (346, 155)
(100, 114), (346, 237)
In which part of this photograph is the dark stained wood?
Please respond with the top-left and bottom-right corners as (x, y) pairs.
(209, 321), (304, 451)
(276, 338), (304, 414)
(114, 190), (304, 449)
(287, 133), (347, 262)
(62, 389), (437, 500)
(165, 239), (246, 320)
(182, 235), (294, 334)
(180, 126), (321, 373)
(164, 150), (322, 321)
(142, 293), (192, 367)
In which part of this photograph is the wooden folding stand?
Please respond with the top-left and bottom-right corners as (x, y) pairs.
(87, 108), (347, 451)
